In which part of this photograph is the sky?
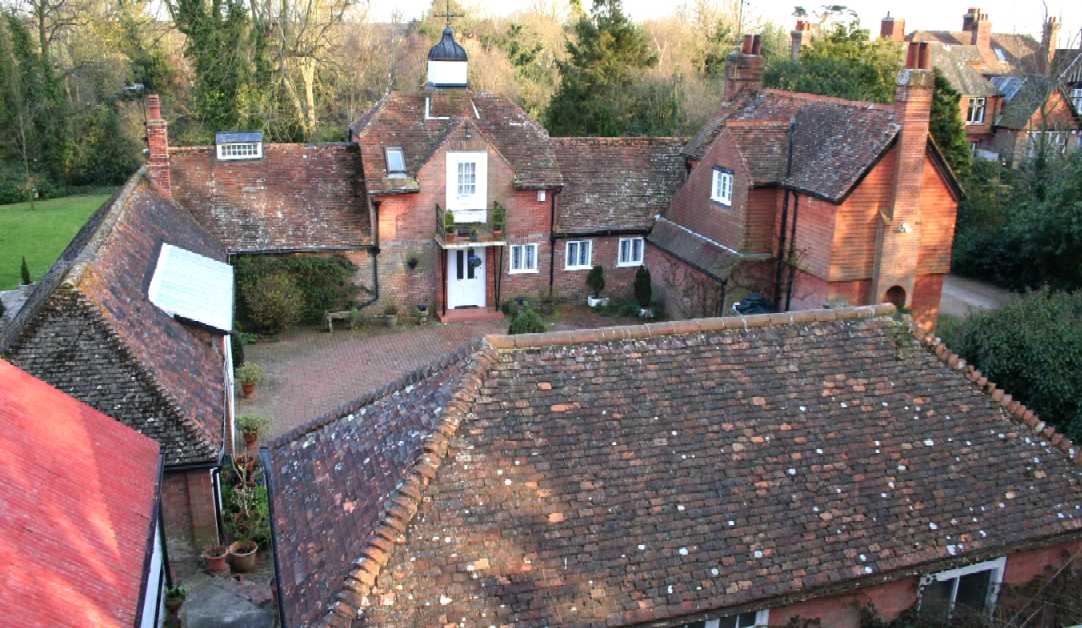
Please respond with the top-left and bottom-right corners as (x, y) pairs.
(367, 0), (1082, 48)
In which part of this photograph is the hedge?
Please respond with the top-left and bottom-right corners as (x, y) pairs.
(233, 254), (358, 330)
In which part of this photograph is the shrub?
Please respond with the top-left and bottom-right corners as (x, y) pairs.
(233, 254), (358, 327)
(586, 265), (605, 296)
(241, 272), (303, 334)
(236, 414), (270, 437)
(236, 362), (264, 385)
(19, 256), (31, 285)
(509, 308), (546, 334)
(634, 266), (652, 308)
(938, 289), (1082, 441)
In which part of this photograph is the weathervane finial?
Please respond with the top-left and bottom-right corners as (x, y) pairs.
(434, 0), (463, 26)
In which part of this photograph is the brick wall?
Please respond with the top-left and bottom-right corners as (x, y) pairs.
(789, 192), (836, 281)
(960, 95), (998, 143)
(645, 243), (725, 319)
(668, 129), (751, 253)
(162, 469), (219, 553)
(829, 150), (895, 282)
(746, 187), (782, 254)
(552, 236), (643, 302)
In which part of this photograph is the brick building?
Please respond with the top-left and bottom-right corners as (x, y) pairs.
(0, 141), (235, 561)
(265, 305), (1082, 626)
(652, 38), (961, 330)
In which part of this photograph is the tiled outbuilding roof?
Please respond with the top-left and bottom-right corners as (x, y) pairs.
(683, 90), (900, 202)
(926, 42), (999, 97)
(268, 306), (1082, 626)
(0, 359), (161, 627)
(1, 172), (226, 466)
(170, 143), (373, 253)
(908, 31), (1040, 74)
(552, 137), (686, 234)
(647, 217), (744, 281)
(350, 90), (564, 194)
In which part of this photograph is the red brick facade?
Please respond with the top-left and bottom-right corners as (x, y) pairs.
(162, 469), (219, 553)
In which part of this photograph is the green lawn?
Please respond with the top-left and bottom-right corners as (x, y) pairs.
(0, 193), (112, 289)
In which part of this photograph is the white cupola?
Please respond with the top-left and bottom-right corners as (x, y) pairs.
(427, 26), (468, 89)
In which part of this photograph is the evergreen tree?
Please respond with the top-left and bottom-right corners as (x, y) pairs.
(20, 256), (31, 285)
(545, 0), (681, 136)
(930, 69), (972, 179)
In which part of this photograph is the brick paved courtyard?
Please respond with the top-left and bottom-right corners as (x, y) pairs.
(238, 305), (643, 439)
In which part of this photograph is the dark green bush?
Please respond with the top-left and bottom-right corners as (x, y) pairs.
(634, 266), (652, 308)
(233, 254), (358, 327)
(508, 308), (546, 335)
(938, 289), (1082, 441)
(19, 256), (31, 285)
(586, 265), (605, 296)
(240, 271), (303, 334)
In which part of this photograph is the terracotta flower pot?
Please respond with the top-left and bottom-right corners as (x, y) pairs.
(165, 596), (184, 614)
(228, 540), (258, 573)
(201, 545), (230, 575)
(241, 382), (255, 398)
(242, 430), (258, 449)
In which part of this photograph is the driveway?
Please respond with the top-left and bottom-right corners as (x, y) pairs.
(939, 274), (1016, 318)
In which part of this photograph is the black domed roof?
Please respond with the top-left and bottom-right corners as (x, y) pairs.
(427, 26), (467, 62)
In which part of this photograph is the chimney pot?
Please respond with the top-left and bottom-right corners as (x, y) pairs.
(917, 42), (931, 69)
(751, 34), (762, 56)
(741, 34), (754, 54)
(147, 94), (161, 121)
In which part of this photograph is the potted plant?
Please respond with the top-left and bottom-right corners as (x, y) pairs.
(228, 537), (259, 573)
(165, 585), (187, 615)
(383, 304), (398, 327)
(634, 266), (653, 318)
(492, 202), (506, 238)
(237, 414), (269, 449)
(416, 303), (429, 325)
(586, 265), (608, 308)
(443, 211), (456, 242)
(201, 544), (230, 575)
(406, 254), (419, 270)
(236, 362), (264, 398)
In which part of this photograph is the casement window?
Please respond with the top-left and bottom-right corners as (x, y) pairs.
(966, 97), (986, 125)
(446, 152), (487, 213)
(711, 168), (733, 206)
(680, 610), (769, 628)
(920, 557), (1006, 620)
(617, 237), (644, 267)
(509, 243), (539, 274)
(457, 161), (476, 196)
(216, 142), (262, 160)
(565, 240), (592, 270)
(1072, 89), (1082, 114)
(385, 147), (406, 175)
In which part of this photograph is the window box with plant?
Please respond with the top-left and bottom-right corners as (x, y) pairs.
(237, 414), (269, 449)
(236, 362), (264, 398)
(586, 265), (607, 308)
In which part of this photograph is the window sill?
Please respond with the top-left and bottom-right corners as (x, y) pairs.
(508, 269), (539, 275)
(710, 198), (733, 208)
(616, 261), (643, 268)
(564, 265), (592, 271)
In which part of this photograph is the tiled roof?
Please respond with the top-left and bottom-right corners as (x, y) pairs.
(1, 173), (226, 466)
(170, 143), (372, 253)
(683, 91), (900, 202)
(993, 74), (1074, 129)
(647, 217), (744, 280)
(1054, 49), (1082, 83)
(267, 348), (476, 627)
(926, 43), (999, 97)
(350, 90), (564, 194)
(908, 31), (1040, 74)
(270, 306), (1082, 626)
(552, 137), (686, 234)
(0, 359), (160, 627)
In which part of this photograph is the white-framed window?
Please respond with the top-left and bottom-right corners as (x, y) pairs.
(565, 240), (592, 270)
(920, 557), (1006, 621)
(711, 168), (733, 206)
(509, 243), (539, 274)
(617, 237), (644, 266)
(446, 152), (487, 212)
(385, 146), (406, 175)
(1070, 88), (1082, 113)
(682, 609), (769, 628)
(966, 97), (986, 125)
(216, 142), (262, 160)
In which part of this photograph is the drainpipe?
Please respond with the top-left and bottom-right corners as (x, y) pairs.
(358, 201), (380, 308)
(547, 190), (559, 299)
(774, 121), (797, 311)
(785, 193), (801, 311)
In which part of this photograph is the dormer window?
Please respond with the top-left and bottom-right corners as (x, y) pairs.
(215, 132), (263, 161)
(385, 146), (406, 176)
(711, 167), (733, 206)
(966, 97), (986, 125)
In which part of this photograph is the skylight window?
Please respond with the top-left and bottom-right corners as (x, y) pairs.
(148, 243), (234, 332)
(385, 147), (406, 175)
(993, 48), (1006, 62)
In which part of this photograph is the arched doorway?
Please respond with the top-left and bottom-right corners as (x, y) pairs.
(885, 285), (907, 309)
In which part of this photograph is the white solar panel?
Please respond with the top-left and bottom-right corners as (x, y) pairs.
(148, 243), (234, 333)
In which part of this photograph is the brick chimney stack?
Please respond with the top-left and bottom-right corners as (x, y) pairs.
(872, 42), (933, 313)
(963, 8), (992, 53)
(1039, 17), (1060, 74)
(145, 94), (171, 199)
(880, 12), (906, 42)
(790, 20), (812, 60)
(725, 35), (764, 99)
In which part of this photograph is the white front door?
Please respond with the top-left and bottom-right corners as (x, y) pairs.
(447, 248), (486, 309)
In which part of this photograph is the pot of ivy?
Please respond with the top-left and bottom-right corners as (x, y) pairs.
(201, 544), (230, 575)
(236, 362), (264, 398)
(228, 538), (259, 573)
(416, 303), (429, 325)
(406, 255), (419, 270)
(165, 585), (187, 615)
(383, 304), (398, 327)
(443, 212), (456, 242)
(237, 414), (269, 450)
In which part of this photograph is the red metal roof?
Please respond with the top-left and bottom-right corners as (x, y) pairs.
(0, 359), (160, 627)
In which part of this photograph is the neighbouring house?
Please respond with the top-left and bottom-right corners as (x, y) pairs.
(897, 9), (1082, 163)
(264, 304), (1082, 626)
(652, 38), (961, 330)
(1054, 45), (1082, 113)
(0, 358), (168, 627)
(0, 141), (236, 560)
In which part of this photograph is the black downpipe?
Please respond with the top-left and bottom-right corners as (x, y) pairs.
(494, 246), (504, 310)
(774, 121), (798, 311)
(785, 193), (801, 311)
(547, 190), (558, 299)
(358, 202), (381, 309)
(260, 447), (289, 628)
(716, 279), (728, 317)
